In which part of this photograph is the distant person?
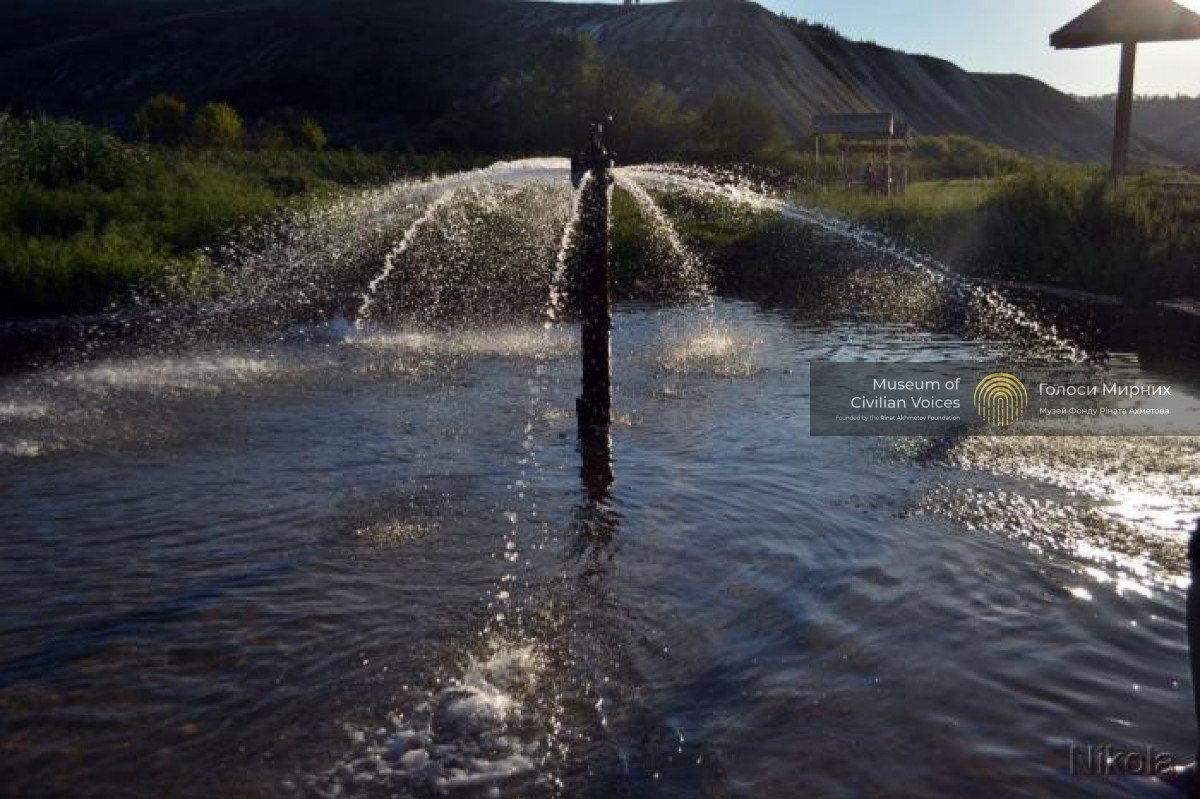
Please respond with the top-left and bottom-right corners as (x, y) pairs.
(863, 162), (877, 194)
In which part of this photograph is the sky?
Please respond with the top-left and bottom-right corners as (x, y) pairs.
(575, 0), (1200, 96)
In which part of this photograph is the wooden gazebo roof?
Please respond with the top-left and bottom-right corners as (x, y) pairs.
(1051, 0), (1200, 49)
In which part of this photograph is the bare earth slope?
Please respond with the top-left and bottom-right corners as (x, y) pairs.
(538, 0), (1121, 160)
(0, 0), (1133, 161)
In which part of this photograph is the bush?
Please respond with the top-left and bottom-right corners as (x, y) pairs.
(0, 116), (482, 319)
(982, 168), (1200, 299)
(698, 90), (789, 162)
(0, 114), (142, 190)
(911, 135), (1027, 180)
(470, 33), (699, 162)
(296, 118), (328, 151)
(193, 102), (245, 149)
(793, 166), (1200, 302)
(8, 185), (113, 237)
(134, 93), (188, 145)
(258, 109), (328, 151)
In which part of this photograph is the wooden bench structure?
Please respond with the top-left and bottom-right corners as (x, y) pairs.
(812, 113), (913, 195)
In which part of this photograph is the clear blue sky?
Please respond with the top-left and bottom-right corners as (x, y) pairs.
(571, 0), (1200, 96)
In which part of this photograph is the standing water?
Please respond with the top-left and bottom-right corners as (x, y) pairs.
(1, 160), (1198, 799)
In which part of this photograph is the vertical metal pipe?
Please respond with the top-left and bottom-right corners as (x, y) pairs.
(1111, 41), (1137, 179)
(570, 118), (615, 497)
(576, 163), (612, 441)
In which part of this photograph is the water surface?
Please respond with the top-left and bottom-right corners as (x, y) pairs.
(1, 299), (1198, 798)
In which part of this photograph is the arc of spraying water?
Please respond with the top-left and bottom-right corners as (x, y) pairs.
(355, 189), (460, 329)
(612, 173), (711, 298)
(547, 173), (593, 324)
(765, 202), (1085, 363)
(625, 164), (1084, 363)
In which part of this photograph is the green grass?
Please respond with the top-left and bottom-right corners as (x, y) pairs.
(791, 169), (1200, 302)
(6, 115), (1197, 318)
(0, 116), (488, 318)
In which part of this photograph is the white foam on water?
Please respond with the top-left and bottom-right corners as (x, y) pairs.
(0, 439), (46, 458)
(657, 322), (763, 378)
(319, 642), (551, 797)
(352, 521), (433, 548)
(59, 356), (279, 394)
(449, 329), (575, 361)
(0, 401), (51, 420)
(347, 326), (576, 362)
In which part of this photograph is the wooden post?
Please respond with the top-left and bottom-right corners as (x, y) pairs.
(1111, 41), (1138, 179)
(886, 136), (893, 198)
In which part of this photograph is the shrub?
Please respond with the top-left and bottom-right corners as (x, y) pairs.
(698, 90), (789, 162)
(259, 109), (328, 151)
(134, 93), (188, 145)
(296, 118), (328, 151)
(0, 114), (141, 190)
(193, 102), (245, 149)
(8, 186), (113, 237)
(911, 135), (1027, 180)
(982, 167), (1200, 299)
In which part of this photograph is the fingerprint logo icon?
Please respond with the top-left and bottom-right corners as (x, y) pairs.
(974, 373), (1028, 427)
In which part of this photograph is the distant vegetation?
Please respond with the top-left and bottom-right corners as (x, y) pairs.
(1076, 94), (1200, 163)
(449, 33), (789, 165)
(1, 52), (1196, 321)
(630, 169), (1198, 314)
(133, 94), (328, 152)
(0, 113), (483, 318)
(791, 168), (1200, 302)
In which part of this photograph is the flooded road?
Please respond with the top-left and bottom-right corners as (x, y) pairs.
(1, 299), (1198, 798)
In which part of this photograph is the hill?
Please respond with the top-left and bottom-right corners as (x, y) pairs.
(0, 0), (1153, 162)
(1078, 94), (1200, 163)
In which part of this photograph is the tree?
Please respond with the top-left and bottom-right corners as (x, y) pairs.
(698, 90), (788, 162)
(133, 94), (188, 145)
(193, 102), (244, 149)
(480, 33), (695, 160)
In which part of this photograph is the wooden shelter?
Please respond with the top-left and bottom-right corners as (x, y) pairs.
(1052, 0), (1200, 177)
(812, 113), (913, 195)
